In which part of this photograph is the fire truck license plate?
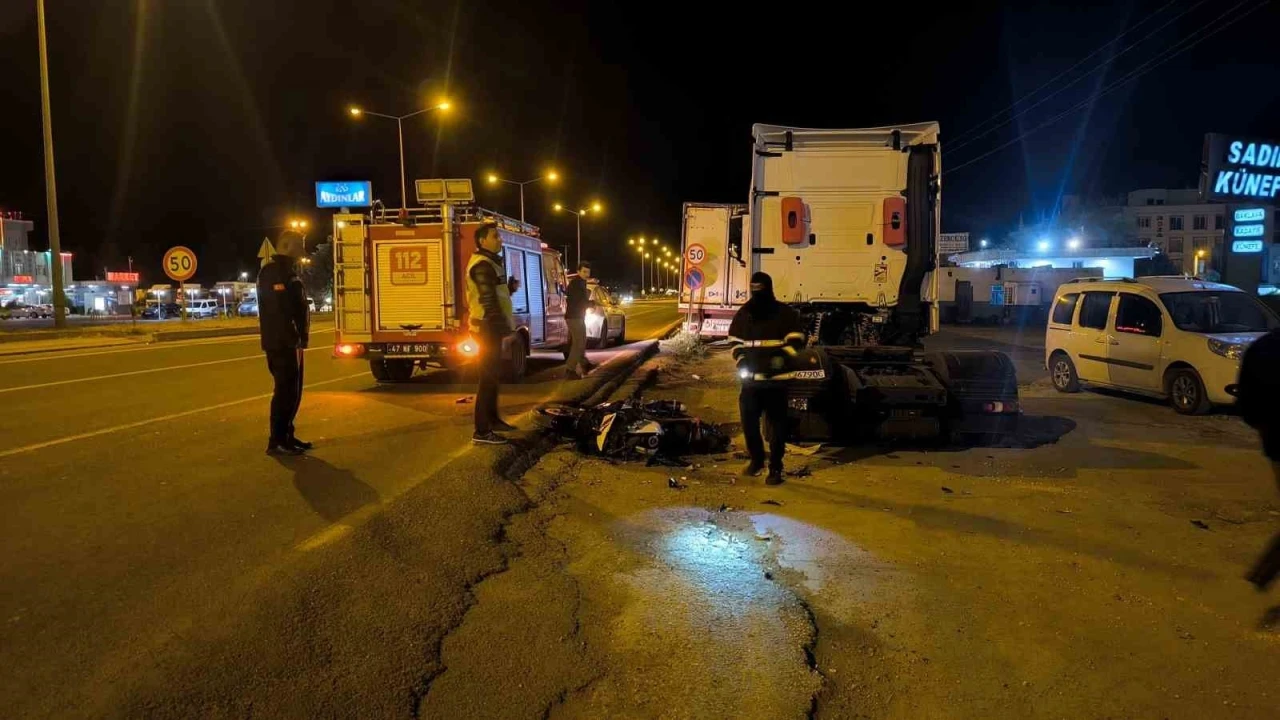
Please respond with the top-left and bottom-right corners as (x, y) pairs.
(386, 343), (434, 355)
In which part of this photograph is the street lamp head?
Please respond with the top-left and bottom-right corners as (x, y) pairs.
(553, 203), (564, 212)
(628, 238), (635, 245)
(487, 173), (499, 184)
(546, 170), (559, 182)
(591, 202), (602, 212)
(436, 100), (451, 111)
(348, 106), (362, 117)
(579, 208), (587, 215)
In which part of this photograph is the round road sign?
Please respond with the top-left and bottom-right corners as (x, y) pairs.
(685, 243), (707, 266)
(685, 267), (704, 290)
(163, 246), (198, 282)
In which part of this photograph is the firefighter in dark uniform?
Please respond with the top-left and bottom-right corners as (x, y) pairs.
(258, 230), (311, 456)
(729, 271), (806, 484)
(468, 224), (519, 444)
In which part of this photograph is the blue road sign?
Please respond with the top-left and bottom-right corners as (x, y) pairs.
(685, 267), (704, 290)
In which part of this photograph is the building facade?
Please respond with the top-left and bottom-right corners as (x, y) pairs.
(0, 215), (75, 306)
(1123, 189), (1226, 276)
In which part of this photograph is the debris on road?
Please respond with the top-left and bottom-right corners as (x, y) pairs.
(786, 465), (811, 478)
(762, 499), (784, 507)
(455, 396), (473, 404)
(536, 398), (729, 464)
(941, 486), (955, 494)
(1191, 519), (1210, 530)
(668, 477), (685, 490)
(786, 443), (823, 456)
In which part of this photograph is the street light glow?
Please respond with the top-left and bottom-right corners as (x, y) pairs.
(487, 174), (499, 184)
(1067, 237), (1081, 250)
(348, 106), (362, 116)
(980, 238), (989, 248)
(546, 170), (559, 182)
(1037, 239), (1050, 252)
(591, 201), (602, 212)
(436, 100), (451, 111)
(553, 203), (563, 212)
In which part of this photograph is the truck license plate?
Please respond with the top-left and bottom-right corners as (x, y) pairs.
(386, 343), (434, 355)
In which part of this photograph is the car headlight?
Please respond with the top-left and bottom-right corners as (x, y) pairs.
(738, 368), (751, 379)
(1207, 338), (1245, 360)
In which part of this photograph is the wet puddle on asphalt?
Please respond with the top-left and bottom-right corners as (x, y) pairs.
(563, 507), (885, 719)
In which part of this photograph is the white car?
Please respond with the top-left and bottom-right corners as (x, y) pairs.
(585, 284), (626, 348)
(186, 299), (221, 319)
(1045, 277), (1278, 414)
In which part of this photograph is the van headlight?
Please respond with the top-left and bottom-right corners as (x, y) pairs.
(1207, 338), (1245, 360)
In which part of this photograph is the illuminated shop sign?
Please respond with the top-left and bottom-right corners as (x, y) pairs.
(1234, 207), (1266, 223)
(315, 181), (372, 208)
(1232, 240), (1264, 253)
(1234, 223), (1265, 238)
(1203, 134), (1280, 201)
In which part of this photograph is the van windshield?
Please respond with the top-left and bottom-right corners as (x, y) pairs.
(1158, 291), (1278, 334)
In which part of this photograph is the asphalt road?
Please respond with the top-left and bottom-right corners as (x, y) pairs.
(0, 300), (679, 718)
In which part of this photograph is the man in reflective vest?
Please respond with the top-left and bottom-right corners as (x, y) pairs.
(258, 229), (311, 455)
(467, 224), (518, 444)
(729, 271), (805, 484)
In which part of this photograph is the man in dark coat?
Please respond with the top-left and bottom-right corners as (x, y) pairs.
(257, 230), (311, 456)
(729, 271), (806, 485)
(1239, 328), (1280, 490)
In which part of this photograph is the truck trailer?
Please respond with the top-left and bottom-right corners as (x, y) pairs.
(731, 123), (1021, 443)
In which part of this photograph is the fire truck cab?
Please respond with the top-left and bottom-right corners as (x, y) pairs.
(331, 199), (570, 383)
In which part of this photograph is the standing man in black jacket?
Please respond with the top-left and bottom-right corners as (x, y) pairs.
(564, 261), (593, 379)
(258, 230), (311, 456)
(729, 272), (806, 485)
(467, 224), (519, 444)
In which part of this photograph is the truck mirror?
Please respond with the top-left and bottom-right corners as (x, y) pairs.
(728, 216), (744, 262)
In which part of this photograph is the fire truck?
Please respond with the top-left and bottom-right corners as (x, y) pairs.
(330, 182), (571, 382)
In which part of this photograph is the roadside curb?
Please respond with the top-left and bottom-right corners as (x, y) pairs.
(0, 339), (147, 358)
(150, 326), (260, 343)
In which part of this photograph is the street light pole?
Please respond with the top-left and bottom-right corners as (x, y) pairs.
(396, 116), (407, 211)
(486, 172), (558, 224)
(348, 101), (450, 210)
(36, 0), (66, 329)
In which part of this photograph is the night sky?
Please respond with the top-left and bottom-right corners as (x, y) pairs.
(1, 0), (1277, 285)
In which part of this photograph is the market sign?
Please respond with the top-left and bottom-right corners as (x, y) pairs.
(106, 271), (140, 283)
(315, 181), (372, 208)
(1203, 134), (1280, 201)
(12, 274), (33, 284)
(1232, 240), (1264, 253)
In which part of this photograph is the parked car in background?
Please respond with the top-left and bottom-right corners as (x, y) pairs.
(141, 302), (182, 320)
(238, 297), (258, 317)
(186, 299), (220, 319)
(1046, 277), (1279, 414)
(586, 283), (626, 348)
(0, 303), (52, 319)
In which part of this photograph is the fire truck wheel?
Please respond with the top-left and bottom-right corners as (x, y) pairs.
(503, 334), (529, 382)
(385, 359), (415, 383)
(369, 358), (392, 383)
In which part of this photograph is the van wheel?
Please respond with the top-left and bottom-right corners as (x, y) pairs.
(1167, 368), (1211, 415)
(1049, 352), (1080, 393)
(503, 334), (529, 382)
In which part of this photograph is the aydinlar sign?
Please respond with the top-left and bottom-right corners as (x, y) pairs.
(315, 181), (372, 208)
(1203, 134), (1280, 201)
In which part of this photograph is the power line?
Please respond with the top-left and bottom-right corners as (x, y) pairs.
(948, 0), (1213, 152)
(948, 0), (1271, 175)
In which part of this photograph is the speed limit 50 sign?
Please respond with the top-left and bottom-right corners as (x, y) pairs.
(163, 246), (198, 282)
(685, 243), (707, 266)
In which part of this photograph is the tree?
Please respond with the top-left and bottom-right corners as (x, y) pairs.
(301, 236), (333, 302)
